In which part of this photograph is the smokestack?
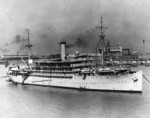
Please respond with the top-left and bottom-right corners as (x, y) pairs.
(60, 42), (66, 61)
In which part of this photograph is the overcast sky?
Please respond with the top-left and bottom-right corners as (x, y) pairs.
(0, 0), (150, 55)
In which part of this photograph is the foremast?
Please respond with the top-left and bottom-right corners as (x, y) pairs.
(17, 29), (33, 68)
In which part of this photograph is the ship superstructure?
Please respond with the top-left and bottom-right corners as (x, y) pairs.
(6, 18), (142, 92)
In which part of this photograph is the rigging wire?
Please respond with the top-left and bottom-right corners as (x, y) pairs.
(143, 74), (150, 83)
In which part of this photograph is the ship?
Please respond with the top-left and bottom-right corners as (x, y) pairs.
(6, 17), (142, 92)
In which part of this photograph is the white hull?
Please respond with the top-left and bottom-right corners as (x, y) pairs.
(8, 71), (142, 92)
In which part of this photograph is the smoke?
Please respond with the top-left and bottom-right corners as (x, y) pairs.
(62, 28), (97, 53)
(1, 0), (150, 55)
(74, 37), (88, 48)
(64, 34), (90, 49)
(12, 35), (27, 44)
(0, 32), (29, 54)
(65, 37), (89, 53)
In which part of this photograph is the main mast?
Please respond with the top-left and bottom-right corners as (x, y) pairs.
(96, 17), (108, 67)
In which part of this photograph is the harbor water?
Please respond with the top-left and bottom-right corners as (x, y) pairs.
(0, 65), (150, 118)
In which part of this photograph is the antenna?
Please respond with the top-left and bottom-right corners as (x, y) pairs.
(95, 17), (108, 67)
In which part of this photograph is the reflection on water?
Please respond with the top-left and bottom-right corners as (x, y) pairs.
(0, 65), (150, 118)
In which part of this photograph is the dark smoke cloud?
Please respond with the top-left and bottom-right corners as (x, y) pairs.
(75, 37), (89, 48)
(64, 35), (89, 48)
(12, 35), (27, 44)
(1, 0), (150, 55)
(63, 29), (97, 53)
(1, 33), (29, 54)
(66, 44), (74, 48)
